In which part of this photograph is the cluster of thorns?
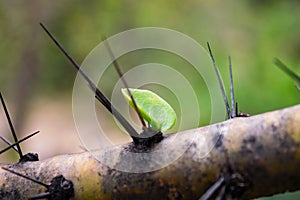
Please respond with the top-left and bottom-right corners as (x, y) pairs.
(0, 23), (299, 200)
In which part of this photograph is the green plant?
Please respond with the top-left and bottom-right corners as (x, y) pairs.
(121, 88), (176, 132)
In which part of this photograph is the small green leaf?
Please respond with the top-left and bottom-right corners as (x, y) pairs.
(121, 88), (176, 132)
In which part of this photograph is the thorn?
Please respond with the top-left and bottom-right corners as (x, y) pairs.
(215, 185), (226, 200)
(78, 145), (88, 152)
(198, 177), (225, 200)
(228, 56), (236, 118)
(207, 42), (231, 119)
(40, 23), (139, 138)
(102, 37), (147, 128)
(235, 102), (239, 118)
(2, 167), (49, 187)
(39, 23), (105, 105)
(274, 58), (300, 84)
(0, 135), (19, 153)
(0, 131), (39, 155)
(29, 192), (51, 200)
(0, 93), (23, 158)
(3, 167), (74, 199)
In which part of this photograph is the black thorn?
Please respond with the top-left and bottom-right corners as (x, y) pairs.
(39, 23), (105, 105)
(78, 145), (88, 152)
(229, 56), (236, 118)
(2, 167), (49, 188)
(0, 131), (39, 155)
(207, 42), (231, 119)
(39, 23), (139, 138)
(30, 175), (74, 200)
(215, 185), (226, 200)
(102, 37), (147, 128)
(199, 177), (225, 200)
(0, 135), (18, 153)
(29, 192), (51, 200)
(274, 58), (300, 83)
(0, 93), (23, 158)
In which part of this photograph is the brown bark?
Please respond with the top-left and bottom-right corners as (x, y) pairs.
(0, 104), (299, 199)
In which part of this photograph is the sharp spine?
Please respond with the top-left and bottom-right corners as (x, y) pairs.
(207, 42), (231, 119)
(229, 56), (236, 118)
(102, 37), (147, 128)
(40, 23), (139, 138)
(0, 135), (19, 153)
(274, 58), (300, 86)
(0, 131), (39, 155)
(2, 167), (49, 187)
(0, 93), (23, 158)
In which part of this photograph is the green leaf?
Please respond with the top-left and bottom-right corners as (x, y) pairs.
(121, 88), (176, 131)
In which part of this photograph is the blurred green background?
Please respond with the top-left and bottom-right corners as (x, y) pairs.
(0, 0), (299, 199)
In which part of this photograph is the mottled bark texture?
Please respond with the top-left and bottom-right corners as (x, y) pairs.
(0, 104), (299, 200)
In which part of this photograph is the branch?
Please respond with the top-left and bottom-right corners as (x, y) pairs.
(1, 104), (300, 199)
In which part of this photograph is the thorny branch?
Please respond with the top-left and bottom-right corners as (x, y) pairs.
(0, 104), (299, 199)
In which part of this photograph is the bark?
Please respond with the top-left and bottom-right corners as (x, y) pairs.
(0, 104), (300, 200)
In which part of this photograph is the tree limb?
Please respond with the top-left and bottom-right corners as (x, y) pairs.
(1, 104), (300, 199)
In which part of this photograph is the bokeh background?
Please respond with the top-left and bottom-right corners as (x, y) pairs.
(0, 1), (299, 199)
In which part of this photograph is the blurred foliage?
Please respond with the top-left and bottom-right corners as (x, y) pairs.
(0, 0), (299, 116)
(0, 0), (299, 199)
